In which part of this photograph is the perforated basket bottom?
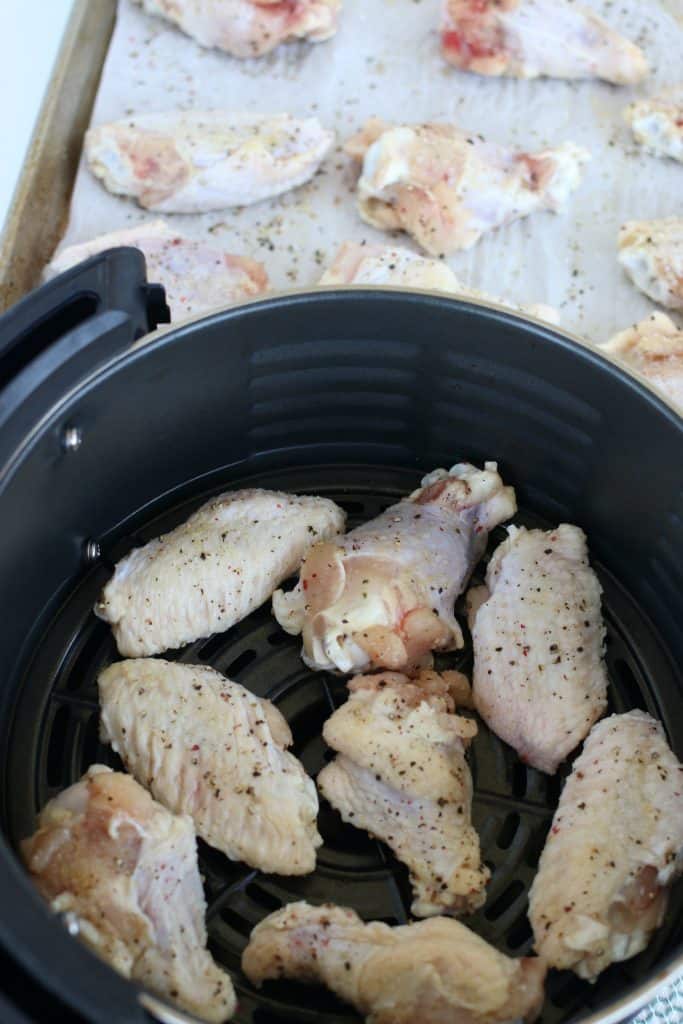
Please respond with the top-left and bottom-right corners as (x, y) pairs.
(6, 464), (682, 1024)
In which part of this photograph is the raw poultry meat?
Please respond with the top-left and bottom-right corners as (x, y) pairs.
(319, 242), (560, 324)
(345, 119), (589, 256)
(45, 220), (268, 321)
(529, 711), (683, 981)
(619, 219), (683, 310)
(132, 0), (341, 58)
(470, 524), (608, 774)
(242, 901), (547, 1024)
(21, 766), (235, 1023)
(625, 87), (683, 163)
(441, 0), (648, 85)
(86, 111), (334, 213)
(98, 659), (322, 874)
(95, 488), (345, 657)
(318, 669), (488, 917)
(601, 312), (683, 412)
(273, 462), (516, 674)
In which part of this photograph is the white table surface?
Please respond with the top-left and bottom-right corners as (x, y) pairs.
(0, 0), (74, 233)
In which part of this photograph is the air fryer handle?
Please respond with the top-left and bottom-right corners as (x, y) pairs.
(0, 246), (169, 376)
(0, 248), (170, 465)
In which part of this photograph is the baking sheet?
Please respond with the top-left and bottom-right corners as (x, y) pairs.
(58, 0), (683, 342)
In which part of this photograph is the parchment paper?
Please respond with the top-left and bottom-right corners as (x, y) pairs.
(58, 0), (683, 342)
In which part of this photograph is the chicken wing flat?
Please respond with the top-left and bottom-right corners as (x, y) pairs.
(441, 0), (647, 84)
(99, 659), (322, 875)
(625, 87), (683, 164)
(471, 525), (608, 774)
(529, 711), (683, 981)
(601, 312), (683, 412)
(132, 0), (341, 58)
(318, 670), (487, 917)
(345, 119), (589, 256)
(45, 221), (267, 321)
(243, 901), (546, 1024)
(96, 488), (345, 657)
(22, 766), (235, 1023)
(319, 242), (560, 324)
(273, 462), (516, 674)
(619, 218), (683, 310)
(86, 111), (334, 213)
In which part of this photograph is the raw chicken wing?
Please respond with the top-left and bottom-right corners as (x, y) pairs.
(471, 525), (608, 774)
(320, 242), (560, 324)
(318, 670), (488, 917)
(132, 0), (340, 58)
(619, 219), (683, 310)
(273, 462), (516, 674)
(625, 88), (683, 163)
(243, 901), (547, 1023)
(45, 220), (267, 321)
(346, 119), (589, 255)
(601, 312), (683, 411)
(529, 711), (683, 980)
(99, 659), (322, 874)
(86, 111), (334, 213)
(96, 488), (345, 657)
(22, 766), (235, 1023)
(441, 0), (647, 84)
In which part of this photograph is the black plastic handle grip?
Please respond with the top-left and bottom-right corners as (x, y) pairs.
(0, 248), (170, 477)
(0, 247), (169, 388)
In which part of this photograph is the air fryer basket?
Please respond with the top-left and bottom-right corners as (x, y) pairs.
(0, 252), (680, 1024)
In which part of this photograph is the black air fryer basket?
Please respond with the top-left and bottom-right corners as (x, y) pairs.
(0, 250), (680, 1024)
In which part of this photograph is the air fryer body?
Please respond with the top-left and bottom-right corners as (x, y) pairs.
(0, 259), (680, 1024)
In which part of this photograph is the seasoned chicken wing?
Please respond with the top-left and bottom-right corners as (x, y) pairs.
(96, 488), (345, 657)
(625, 87), (683, 163)
(22, 766), (235, 1023)
(243, 901), (547, 1024)
(529, 711), (683, 981)
(441, 0), (648, 84)
(132, 0), (341, 58)
(99, 659), (322, 875)
(318, 670), (487, 917)
(319, 242), (560, 324)
(471, 525), (608, 775)
(273, 462), (516, 674)
(45, 221), (267, 321)
(619, 219), (683, 310)
(346, 119), (589, 256)
(601, 312), (683, 411)
(86, 111), (334, 213)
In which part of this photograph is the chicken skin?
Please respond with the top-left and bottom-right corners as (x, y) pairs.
(441, 0), (648, 85)
(319, 242), (560, 324)
(22, 766), (235, 1023)
(243, 901), (547, 1024)
(273, 462), (516, 674)
(98, 659), (322, 875)
(318, 670), (488, 917)
(529, 711), (683, 981)
(601, 312), (683, 412)
(470, 525), (608, 775)
(132, 0), (341, 58)
(625, 87), (683, 164)
(46, 221), (267, 321)
(86, 111), (334, 213)
(95, 488), (345, 657)
(619, 219), (683, 310)
(346, 119), (589, 256)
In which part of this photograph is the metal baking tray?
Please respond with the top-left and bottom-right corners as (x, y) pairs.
(0, 0), (116, 313)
